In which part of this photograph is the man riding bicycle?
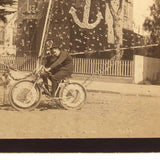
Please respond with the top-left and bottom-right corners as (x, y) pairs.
(42, 47), (74, 96)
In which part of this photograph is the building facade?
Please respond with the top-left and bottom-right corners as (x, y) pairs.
(0, 10), (17, 56)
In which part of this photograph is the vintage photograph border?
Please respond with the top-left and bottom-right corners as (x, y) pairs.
(0, 138), (160, 152)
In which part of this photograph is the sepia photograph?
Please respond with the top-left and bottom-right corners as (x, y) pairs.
(0, 0), (160, 152)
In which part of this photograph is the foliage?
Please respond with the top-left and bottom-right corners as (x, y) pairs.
(0, 0), (16, 22)
(0, 0), (15, 6)
(143, 0), (160, 44)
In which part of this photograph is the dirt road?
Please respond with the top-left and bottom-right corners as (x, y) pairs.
(0, 91), (160, 138)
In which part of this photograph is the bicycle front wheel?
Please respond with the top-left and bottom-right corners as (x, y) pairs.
(58, 82), (87, 110)
(9, 80), (41, 111)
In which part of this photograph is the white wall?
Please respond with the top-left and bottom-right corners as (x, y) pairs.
(134, 55), (160, 83)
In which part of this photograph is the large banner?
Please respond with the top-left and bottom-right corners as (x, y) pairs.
(46, 0), (108, 53)
(17, 0), (144, 56)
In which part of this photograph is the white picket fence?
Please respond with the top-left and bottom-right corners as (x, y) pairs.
(0, 56), (133, 77)
(0, 56), (37, 71)
(73, 58), (133, 77)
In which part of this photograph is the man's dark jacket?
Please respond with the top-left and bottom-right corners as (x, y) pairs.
(44, 50), (73, 74)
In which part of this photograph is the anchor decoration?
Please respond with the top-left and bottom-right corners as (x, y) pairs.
(69, 0), (103, 29)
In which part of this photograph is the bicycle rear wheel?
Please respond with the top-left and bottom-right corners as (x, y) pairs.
(57, 82), (87, 110)
(9, 80), (41, 111)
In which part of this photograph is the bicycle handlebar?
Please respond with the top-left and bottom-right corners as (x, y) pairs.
(33, 65), (51, 75)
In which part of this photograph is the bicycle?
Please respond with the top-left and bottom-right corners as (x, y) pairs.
(0, 63), (34, 105)
(8, 65), (87, 111)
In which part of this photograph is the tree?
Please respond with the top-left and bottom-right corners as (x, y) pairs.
(143, 0), (160, 44)
(0, 0), (16, 22)
(106, 0), (124, 60)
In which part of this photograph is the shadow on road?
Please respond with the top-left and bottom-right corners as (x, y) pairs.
(37, 102), (61, 111)
(0, 104), (15, 111)
(0, 102), (63, 112)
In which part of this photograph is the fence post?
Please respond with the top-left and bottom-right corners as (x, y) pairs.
(134, 55), (144, 84)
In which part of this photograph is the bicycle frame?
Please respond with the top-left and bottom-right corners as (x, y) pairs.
(25, 65), (63, 99)
(7, 65), (86, 110)
(34, 72), (67, 99)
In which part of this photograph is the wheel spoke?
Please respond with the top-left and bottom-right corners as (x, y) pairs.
(9, 81), (41, 110)
(59, 83), (86, 109)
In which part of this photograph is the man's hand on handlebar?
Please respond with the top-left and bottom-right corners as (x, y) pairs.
(45, 67), (52, 76)
(40, 66), (52, 77)
(45, 67), (51, 72)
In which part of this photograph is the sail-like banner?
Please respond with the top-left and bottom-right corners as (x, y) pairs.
(17, 0), (144, 56)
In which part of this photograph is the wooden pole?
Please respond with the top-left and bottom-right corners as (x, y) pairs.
(36, 0), (52, 69)
(70, 44), (159, 55)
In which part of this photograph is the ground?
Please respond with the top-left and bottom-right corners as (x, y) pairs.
(0, 91), (160, 138)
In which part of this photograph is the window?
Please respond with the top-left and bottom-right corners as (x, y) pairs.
(27, 0), (38, 13)
(0, 27), (5, 45)
(124, 5), (128, 18)
(12, 25), (17, 45)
